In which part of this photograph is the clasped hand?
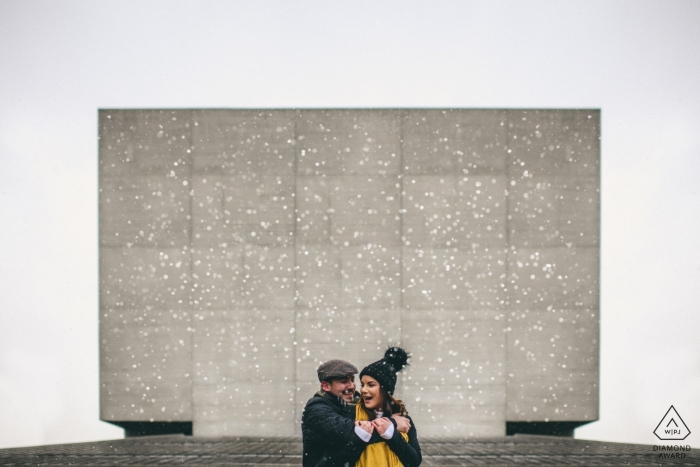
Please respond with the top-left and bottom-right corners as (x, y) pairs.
(354, 418), (390, 435)
(355, 415), (410, 436)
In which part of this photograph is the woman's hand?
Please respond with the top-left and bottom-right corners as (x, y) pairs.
(371, 417), (393, 435)
(355, 420), (374, 434)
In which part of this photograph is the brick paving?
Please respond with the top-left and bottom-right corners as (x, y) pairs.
(1, 434), (698, 466)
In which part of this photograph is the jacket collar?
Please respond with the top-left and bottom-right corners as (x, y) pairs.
(316, 389), (360, 410)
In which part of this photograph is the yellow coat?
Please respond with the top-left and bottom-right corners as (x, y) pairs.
(354, 404), (409, 467)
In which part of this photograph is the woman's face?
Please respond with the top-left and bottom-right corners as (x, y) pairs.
(360, 375), (383, 410)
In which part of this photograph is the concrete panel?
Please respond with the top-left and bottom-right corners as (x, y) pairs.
(99, 110), (137, 178)
(240, 245), (295, 310)
(403, 176), (456, 247)
(296, 177), (332, 245)
(297, 244), (401, 312)
(191, 246), (244, 310)
(507, 247), (599, 310)
(193, 309), (295, 385)
(402, 309), (506, 436)
(100, 247), (191, 309)
(401, 379), (504, 407)
(508, 177), (562, 248)
(297, 110), (401, 175)
(407, 402), (506, 438)
(507, 110), (570, 178)
(100, 176), (190, 248)
(131, 110), (193, 174)
(401, 384), (506, 437)
(558, 177), (600, 247)
(100, 308), (193, 370)
(295, 308), (402, 346)
(192, 110), (295, 176)
(192, 175), (295, 247)
(507, 309), (598, 375)
(191, 245), (295, 312)
(403, 248), (507, 311)
(339, 245), (401, 309)
(191, 176), (227, 246)
(507, 110), (599, 179)
(192, 309), (295, 436)
(506, 307), (598, 422)
(100, 308), (192, 421)
(193, 383), (296, 436)
(507, 373), (599, 422)
(330, 176), (401, 247)
(403, 175), (507, 249)
(402, 309), (506, 384)
(101, 373), (192, 422)
(403, 110), (508, 175)
(508, 176), (600, 248)
(99, 109), (192, 178)
(561, 111), (600, 177)
(223, 174), (295, 245)
(296, 245), (342, 309)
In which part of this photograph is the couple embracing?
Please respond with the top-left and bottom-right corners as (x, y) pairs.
(301, 347), (421, 467)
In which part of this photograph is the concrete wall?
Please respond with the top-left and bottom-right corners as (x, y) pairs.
(99, 109), (599, 437)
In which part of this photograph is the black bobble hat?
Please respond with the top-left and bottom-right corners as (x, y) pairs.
(359, 346), (410, 395)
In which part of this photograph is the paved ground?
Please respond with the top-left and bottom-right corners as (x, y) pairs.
(1, 434), (698, 466)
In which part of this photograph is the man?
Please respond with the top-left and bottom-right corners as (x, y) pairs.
(301, 359), (410, 467)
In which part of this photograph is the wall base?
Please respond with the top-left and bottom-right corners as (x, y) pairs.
(506, 421), (592, 437)
(108, 421), (192, 437)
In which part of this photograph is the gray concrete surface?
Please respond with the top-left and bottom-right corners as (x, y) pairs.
(3, 435), (695, 466)
(99, 109), (600, 437)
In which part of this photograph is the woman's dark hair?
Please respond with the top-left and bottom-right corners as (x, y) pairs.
(360, 386), (408, 420)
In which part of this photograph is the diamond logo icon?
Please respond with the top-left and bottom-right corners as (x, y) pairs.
(654, 406), (691, 440)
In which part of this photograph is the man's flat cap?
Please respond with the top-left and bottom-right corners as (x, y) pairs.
(317, 359), (358, 382)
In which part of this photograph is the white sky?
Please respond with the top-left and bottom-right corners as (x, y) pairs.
(1, 0), (699, 449)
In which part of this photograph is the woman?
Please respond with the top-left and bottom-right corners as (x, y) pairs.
(354, 347), (421, 467)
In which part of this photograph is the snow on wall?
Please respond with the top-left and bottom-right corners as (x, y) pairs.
(98, 109), (600, 436)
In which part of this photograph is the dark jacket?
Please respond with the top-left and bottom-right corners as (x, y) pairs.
(301, 391), (366, 467)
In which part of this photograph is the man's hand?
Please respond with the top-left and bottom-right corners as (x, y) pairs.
(371, 417), (393, 436)
(355, 420), (374, 434)
(391, 414), (411, 433)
